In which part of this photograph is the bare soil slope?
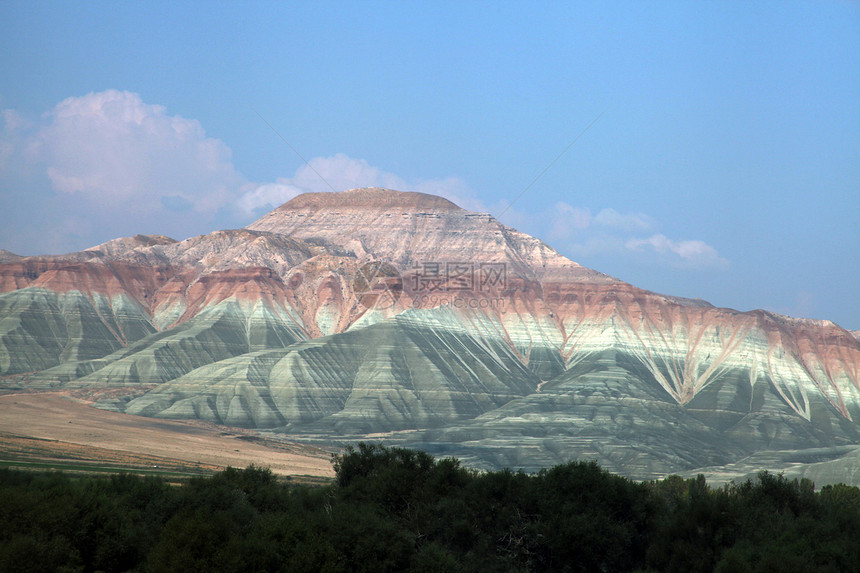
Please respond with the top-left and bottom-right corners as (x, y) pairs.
(0, 391), (334, 477)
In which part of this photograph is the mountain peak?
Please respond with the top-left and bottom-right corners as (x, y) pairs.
(248, 187), (586, 278)
(277, 187), (462, 212)
(0, 249), (22, 263)
(85, 234), (178, 254)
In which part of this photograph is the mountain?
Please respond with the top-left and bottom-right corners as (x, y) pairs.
(2, 187), (859, 483)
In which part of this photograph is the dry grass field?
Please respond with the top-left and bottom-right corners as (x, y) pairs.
(0, 390), (334, 479)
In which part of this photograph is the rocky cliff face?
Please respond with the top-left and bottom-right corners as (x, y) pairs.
(2, 187), (859, 482)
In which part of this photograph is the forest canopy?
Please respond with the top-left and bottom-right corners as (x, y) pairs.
(2, 443), (859, 572)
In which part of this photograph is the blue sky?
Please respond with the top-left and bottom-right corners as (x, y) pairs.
(1, 1), (858, 330)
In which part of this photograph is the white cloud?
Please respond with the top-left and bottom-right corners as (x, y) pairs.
(2, 109), (28, 133)
(547, 202), (592, 241)
(235, 153), (479, 217)
(625, 234), (729, 269)
(594, 208), (654, 232)
(234, 180), (304, 215)
(36, 90), (241, 214)
(535, 198), (726, 270)
(566, 236), (627, 258)
(294, 154), (407, 193)
(0, 90), (248, 253)
(545, 203), (655, 242)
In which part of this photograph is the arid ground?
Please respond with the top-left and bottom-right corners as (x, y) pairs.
(0, 390), (334, 479)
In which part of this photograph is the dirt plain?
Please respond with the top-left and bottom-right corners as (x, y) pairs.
(0, 390), (335, 479)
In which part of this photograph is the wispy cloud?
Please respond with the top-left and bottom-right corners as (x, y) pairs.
(541, 201), (727, 269)
(235, 180), (304, 215)
(625, 234), (729, 269)
(547, 203), (592, 241)
(594, 208), (654, 232)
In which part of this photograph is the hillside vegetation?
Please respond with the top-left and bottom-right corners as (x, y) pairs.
(2, 443), (859, 572)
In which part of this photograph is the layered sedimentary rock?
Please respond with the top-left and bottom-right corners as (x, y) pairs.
(1, 187), (859, 482)
(247, 187), (612, 283)
(121, 309), (538, 430)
